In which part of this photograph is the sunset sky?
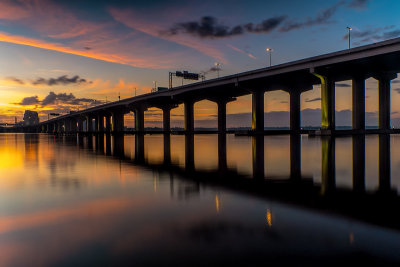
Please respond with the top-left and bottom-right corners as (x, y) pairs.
(1, 0), (400, 127)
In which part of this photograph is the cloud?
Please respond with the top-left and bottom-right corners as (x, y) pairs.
(5, 77), (25, 85)
(348, 0), (370, 9)
(347, 26), (400, 44)
(305, 97), (321, 102)
(32, 75), (89, 86)
(227, 44), (257, 60)
(163, 15), (286, 39)
(394, 88), (400, 94)
(17, 96), (40, 106)
(280, 1), (344, 32)
(336, 83), (351, 87)
(15, 92), (103, 107)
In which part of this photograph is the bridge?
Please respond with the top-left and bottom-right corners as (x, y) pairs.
(36, 37), (400, 135)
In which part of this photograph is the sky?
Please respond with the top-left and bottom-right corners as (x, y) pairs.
(1, 0), (400, 127)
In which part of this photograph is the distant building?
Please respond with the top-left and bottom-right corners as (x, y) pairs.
(23, 110), (39, 126)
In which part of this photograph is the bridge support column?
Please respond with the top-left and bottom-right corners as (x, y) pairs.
(162, 107), (171, 132)
(94, 116), (99, 133)
(311, 73), (335, 130)
(78, 118), (84, 132)
(105, 115), (111, 133)
(352, 76), (365, 131)
(64, 120), (70, 133)
(352, 135), (365, 192)
(290, 90), (301, 132)
(112, 111), (124, 133)
(86, 116), (93, 132)
(184, 100), (194, 133)
(374, 73), (397, 131)
(134, 108), (145, 133)
(379, 134), (391, 192)
(251, 90), (264, 133)
(98, 114), (104, 132)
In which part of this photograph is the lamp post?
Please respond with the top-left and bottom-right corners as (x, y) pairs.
(266, 48), (273, 67)
(153, 81), (157, 92)
(214, 62), (222, 78)
(347, 26), (352, 49)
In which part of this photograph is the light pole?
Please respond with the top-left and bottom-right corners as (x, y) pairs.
(153, 81), (157, 92)
(266, 48), (273, 67)
(347, 26), (352, 49)
(214, 62), (222, 78)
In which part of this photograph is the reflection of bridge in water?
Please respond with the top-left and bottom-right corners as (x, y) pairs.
(64, 133), (400, 231)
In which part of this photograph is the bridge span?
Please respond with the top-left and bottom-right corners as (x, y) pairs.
(36, 37), (400, 135)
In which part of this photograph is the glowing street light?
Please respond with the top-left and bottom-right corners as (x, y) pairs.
(266, 48), (273, 67)
(347, 26), (352, 49)
(214, 62), (222, 78)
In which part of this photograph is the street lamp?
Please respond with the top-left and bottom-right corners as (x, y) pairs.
(347, 26), (352, 49)
(153, 81), (157, 92)
(266, 48), (273, 67)
(214, 62), (222, 78)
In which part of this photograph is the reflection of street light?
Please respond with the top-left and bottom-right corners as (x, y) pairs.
(266, 48), (273, 67)
(347, 26), (352, 49)
(214, 62), (222, 78)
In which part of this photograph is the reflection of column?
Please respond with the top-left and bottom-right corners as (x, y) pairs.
(184, 100), (194, 133)
(78, 135), (84, 148)
(105, 134), (112, 156)
(113, 134), (125, 157)
(251, 90), (264, 133)
(96, 134), (105, 154)
(252, 135), (264, 179)
(163, 133), (171, 165)
(290, 134), (301, 180)
(218, 133), (227, 172)
(352, 135), (365, 192)
(321, 136), (335, 194)
(185, 134), (195, 171)
(290, 91), (301, 132)
(379, 134), (391, 192)
(352, 76), (365, 131)
(135, 134), (145, 163)
(87, 134), (93, 149)
(135, 108), (145, 133)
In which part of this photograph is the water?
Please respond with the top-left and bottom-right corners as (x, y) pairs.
(1, 133), (400, 266)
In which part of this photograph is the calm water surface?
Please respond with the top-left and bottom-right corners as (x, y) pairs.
(1, 133), (400, 266)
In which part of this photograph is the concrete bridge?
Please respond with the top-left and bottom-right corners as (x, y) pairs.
(36, 37), (400, 134)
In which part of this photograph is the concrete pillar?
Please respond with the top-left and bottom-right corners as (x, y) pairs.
(105, 134), (112, 155)
(252, 135), (264, 179)
(64, 120), (70, 133)
(290, 134), (301, 180)
(98, 114), (104, 132)
(184, 100), (194, 133)
(105, 116), (111, 133)
(290, 91), (301, 132)
(321, 136), (335, 194)
(94, 116), (99, 133)
(113, 135), (124, 157)
(215, 99), (226, 133)
(78, 118), (84, 132)
(312, 73), (335, 130)
(375, 73), (397, 130)
(112, 111), (124, 133)
(135, 108), (145, 132)
(162, 107), (171, 132)
(86, 116), (93, 132)
(352, 135), (365, 192)
(251, 90), (264, 133)
(352, 76), (365, 131)
(379, 134), (391, 192)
